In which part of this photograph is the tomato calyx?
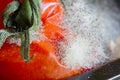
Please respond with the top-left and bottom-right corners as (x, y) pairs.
(0, 0), (41, 62)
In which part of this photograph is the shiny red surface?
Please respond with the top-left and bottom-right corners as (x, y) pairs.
(0, 0), (83, 80)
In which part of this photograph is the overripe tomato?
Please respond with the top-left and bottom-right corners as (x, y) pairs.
(0, 0), (84, 80)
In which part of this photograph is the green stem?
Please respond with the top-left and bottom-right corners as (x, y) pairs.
(20, 30), (30, 62)
(2, 0), (41, 62)
(60, 0), (66, 10)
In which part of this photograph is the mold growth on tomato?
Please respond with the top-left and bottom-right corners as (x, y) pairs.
(58, 0), (120, 69)
(7, 30), (46, 46)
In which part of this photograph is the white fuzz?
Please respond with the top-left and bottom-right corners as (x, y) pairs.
(8, 30), (46, 45)
(59, 0), (120, 69)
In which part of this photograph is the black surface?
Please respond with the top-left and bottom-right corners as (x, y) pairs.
(66, 59), (120, 80)
(115, 0), (120, 8)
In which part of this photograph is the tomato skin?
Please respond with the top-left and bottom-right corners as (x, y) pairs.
(0, 41), (81, 80)
(0, 0), (83, 80)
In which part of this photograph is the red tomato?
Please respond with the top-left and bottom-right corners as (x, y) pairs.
(0, 0), (83, 80)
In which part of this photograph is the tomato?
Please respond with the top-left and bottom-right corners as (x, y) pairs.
(0, 0), (83, 80)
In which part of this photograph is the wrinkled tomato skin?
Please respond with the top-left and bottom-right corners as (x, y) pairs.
(0, 0), (82, 80)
